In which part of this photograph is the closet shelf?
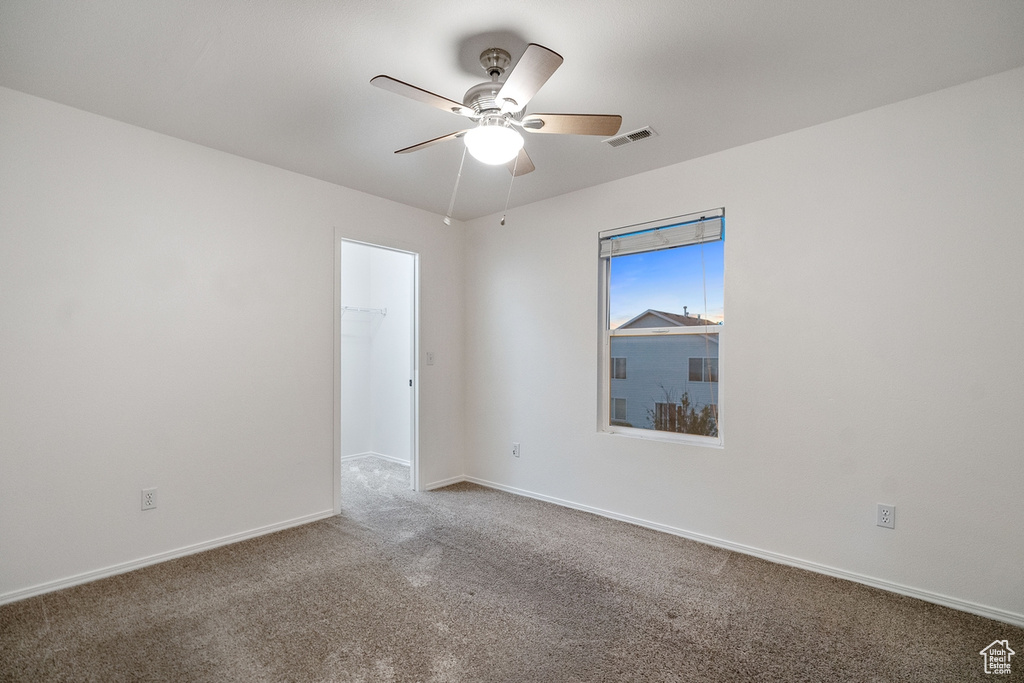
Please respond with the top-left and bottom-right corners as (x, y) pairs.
(341, 306), (387, 316)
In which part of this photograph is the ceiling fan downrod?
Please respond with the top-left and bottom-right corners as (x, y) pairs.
(479, 48), (511, 79)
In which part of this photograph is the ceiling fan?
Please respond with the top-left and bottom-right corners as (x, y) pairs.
(370, 44), (622, 176)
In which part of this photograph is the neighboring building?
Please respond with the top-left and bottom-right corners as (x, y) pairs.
(610, 309), (720, 433)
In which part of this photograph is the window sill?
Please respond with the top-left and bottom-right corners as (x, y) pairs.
(599, 425), (723, 449)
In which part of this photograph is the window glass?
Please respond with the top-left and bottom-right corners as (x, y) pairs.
(609, 334), (720, 436)
(609, 241), (723, 330)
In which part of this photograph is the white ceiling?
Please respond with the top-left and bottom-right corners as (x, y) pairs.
(2, 0), (1023, 221)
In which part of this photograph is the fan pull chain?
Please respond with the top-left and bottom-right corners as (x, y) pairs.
(443, 146), (468, 225)
(500, 154), (519, 226)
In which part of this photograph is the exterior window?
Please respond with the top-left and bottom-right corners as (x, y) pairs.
(654, 402), (677, 432)
(688, 357), (719, 383)
(599, 210), (724, 444)
(611, 398), (627, 423)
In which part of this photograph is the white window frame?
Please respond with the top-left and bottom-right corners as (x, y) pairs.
(598, 209), (724, 447)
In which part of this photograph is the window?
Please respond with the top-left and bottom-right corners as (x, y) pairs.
(654, 402), (677, 432)
(599, 210), (724, 444)
(611, 398), (627, 423)
(688, 357), (719, 383)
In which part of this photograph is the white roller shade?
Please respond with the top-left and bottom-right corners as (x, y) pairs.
(600, 214), (723, 258)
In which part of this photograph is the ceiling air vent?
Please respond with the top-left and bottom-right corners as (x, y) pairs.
(605, 126), (658, 148)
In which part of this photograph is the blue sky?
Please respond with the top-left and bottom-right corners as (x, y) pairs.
(609, 241), (724, 329)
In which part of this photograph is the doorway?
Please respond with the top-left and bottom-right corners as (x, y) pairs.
(337, 239), (418, 499)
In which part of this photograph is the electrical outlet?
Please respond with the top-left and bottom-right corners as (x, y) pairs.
(142, 488), (158, 511)
(512, 442), (520, 458)
(877, 503), (894, 529)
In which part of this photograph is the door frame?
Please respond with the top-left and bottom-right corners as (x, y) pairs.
(334, 233), (421, 514)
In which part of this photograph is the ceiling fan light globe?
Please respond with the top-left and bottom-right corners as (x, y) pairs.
(464, 125), (524, 165)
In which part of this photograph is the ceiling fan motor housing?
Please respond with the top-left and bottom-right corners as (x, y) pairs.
(462, 81), (525, 120)
(463, 81), (501, 114)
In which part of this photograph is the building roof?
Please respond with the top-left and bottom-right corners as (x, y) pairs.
(619, 309), (719, 329)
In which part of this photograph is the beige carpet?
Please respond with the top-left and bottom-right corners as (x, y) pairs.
(2, 456), (1021, 681)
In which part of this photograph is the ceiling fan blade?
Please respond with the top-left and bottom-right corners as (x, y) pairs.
(395, 130), (467, 154)
(496, 44), (563, 113)
(506, 148), (535, 176)
(521, 113), (622, 136)
(370, 75), (475, 118)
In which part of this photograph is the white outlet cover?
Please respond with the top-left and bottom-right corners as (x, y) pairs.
(876, 504), (895, 529)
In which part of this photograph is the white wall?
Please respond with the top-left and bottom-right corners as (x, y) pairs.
(340, 242), (414, 463)
(0, 86), (464, 600)
(463, 67), (1024, 624)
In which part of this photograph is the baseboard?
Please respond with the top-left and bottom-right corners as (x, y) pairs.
(462, 475), (1024, 629)
(341, 451), (410, 466)
(423, 475), (467, 491)
(0, 509), (336, 606)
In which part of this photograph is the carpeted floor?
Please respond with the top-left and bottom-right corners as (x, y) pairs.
(2, 456), (1021, 682)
